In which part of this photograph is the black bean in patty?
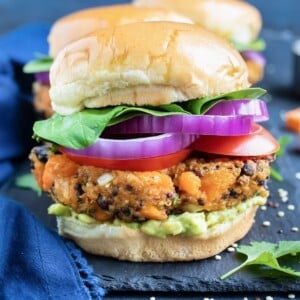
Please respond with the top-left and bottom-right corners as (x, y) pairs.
(126, 184), (134, 192)
(257, 179), (268, 190)
(74, 183), (84, 198)
(34, 146), (49, 163)
(112, 186), (119, 197)
(197, 199), (205, 206)
(121, 207), (131, 217)
(229, 189), (239, 199)
(97, 196), (114, 210)
(241, 163), (255, 176)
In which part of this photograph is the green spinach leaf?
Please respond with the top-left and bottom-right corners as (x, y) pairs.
(221, 241), (300, 280)
(23, 54), (53, 73)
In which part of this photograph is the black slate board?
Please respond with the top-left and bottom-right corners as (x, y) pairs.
(1, 29), (300, 299)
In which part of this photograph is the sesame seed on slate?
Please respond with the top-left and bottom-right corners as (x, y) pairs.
(278, 188), (288, 196)
(287, 204), (295, 211)
(262, 221), (271, 227)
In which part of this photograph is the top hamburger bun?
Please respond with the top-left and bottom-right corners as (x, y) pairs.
(133, 0), (262, 44)
(50, 21), (249, 115)
(30, 5), (193, 118)
(48, 4), (193, 57)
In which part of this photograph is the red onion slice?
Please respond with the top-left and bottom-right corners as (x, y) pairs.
(105, 100), (268, 136)
(206, 99), (269, 122)
(34, 72), (50, 84)
(62, 133), (199, 159)
(105, 114), (253, 136)
(241, 51), (266, 66)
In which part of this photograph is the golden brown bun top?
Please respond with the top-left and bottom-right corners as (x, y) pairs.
(133, 0), (262, 44)
(50, 22), (249, 115)
(48, 4), (193, 57)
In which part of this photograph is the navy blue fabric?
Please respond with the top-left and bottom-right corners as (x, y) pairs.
(0, 24), (51, 185)
(0, 23), (50, 64)
(0, 75), (24, 160)
(0, 25), (106, 299)
(0, 194), (105, 299)
(0, 161), (14, 184)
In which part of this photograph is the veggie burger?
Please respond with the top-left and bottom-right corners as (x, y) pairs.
(30, 21), (279, 261)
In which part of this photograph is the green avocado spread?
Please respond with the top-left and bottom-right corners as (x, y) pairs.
(48, 196), (266, 238)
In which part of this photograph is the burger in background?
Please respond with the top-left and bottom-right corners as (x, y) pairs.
(30, 21), (279, 261)
(133, 0), (266, 85)
(23, 4), (192, 118)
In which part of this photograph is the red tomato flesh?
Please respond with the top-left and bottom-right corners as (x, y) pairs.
(192, 124), (279, 156)
(62, 148), (191, 171)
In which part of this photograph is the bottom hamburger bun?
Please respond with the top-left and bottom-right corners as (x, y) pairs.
(57, 205), (258, 262)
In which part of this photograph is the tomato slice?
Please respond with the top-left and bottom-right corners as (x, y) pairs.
(192, 124), (280, 156)
(61, 148), (191, 171)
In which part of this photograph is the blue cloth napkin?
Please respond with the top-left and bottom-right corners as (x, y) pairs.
(0, 24), (51, 185)
(0, 194), (105, 299)
(0, 24), (106, 299)
(0, 23), (50, 64)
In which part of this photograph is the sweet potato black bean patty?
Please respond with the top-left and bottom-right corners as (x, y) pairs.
(29, 145), (272, 223)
